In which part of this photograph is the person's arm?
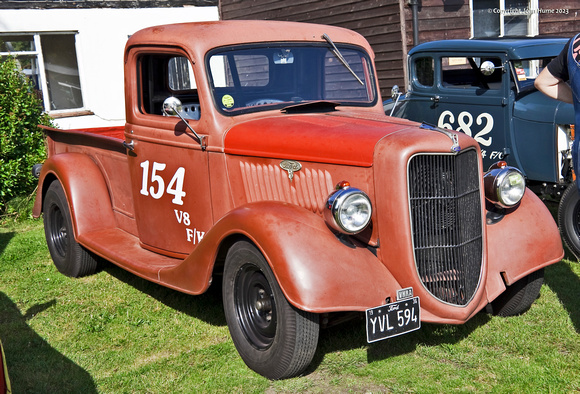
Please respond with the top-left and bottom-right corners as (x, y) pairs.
(534, 66), (574, 104)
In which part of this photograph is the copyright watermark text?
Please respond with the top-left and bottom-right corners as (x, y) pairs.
(488, 8), (570, 15)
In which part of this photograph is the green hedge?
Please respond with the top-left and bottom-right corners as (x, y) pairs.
(0, 56), (53, 213)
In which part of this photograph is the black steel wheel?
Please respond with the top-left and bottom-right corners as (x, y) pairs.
(43, 181), (98, 277)
(490, 268), (544, 317)
(222, 241), (319, 380)
(558, 181), (580, 260)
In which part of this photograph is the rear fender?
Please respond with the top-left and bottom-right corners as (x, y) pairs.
(159, 201), (400, 313)
(33, 153), (115, 237)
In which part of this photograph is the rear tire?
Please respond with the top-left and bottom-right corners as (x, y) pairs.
(558, 181), (580, 260)
(43, 181), (98, 277)
(222, 241), (319, 379)
(490, 269), (544, 317)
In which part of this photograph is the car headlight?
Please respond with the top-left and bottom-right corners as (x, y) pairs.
(324, 182), (372, 234)
(484, 161), (526, 209)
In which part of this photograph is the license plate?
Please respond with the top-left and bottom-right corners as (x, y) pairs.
(366, 297), (420, 343)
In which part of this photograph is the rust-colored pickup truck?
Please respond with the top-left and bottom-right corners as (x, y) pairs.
(33, 21), (563, 379)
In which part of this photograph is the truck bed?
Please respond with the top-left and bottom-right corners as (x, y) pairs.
(76, 126), (126, 140)
(41, 125), (125, 140)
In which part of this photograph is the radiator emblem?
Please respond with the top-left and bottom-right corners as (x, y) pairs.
(280, 160), (302, 180)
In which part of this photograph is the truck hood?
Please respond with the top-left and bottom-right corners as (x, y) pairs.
(223, 112), (418, 167)
(513, 90), (574, 124)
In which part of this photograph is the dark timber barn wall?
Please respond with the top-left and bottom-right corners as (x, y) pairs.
(219, 0), (408, 101)
(538, 0), (579, 38)
(219, 0), (472, 100)
(220, 0), (578, 100)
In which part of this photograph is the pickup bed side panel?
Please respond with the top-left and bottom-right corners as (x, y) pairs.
(34, 153), (116, 236)
(159, 201), (401, 313)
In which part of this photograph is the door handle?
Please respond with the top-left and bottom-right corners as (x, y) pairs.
(123, 140), (135, 151)
(431, 95), (440, 103)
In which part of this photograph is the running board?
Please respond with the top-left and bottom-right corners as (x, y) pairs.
(78, 228), (182, 284)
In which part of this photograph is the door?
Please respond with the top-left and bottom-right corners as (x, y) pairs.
(126, 50), (212, 258)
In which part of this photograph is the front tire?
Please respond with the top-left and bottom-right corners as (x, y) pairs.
(43, 181), (99, 277)
(222, 241), (319, 380)
(490, 269), (544, 317)
(558, 181), (580, 260)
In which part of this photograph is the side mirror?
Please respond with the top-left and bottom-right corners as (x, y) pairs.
(161, 96), (206, 150)
(162, 96), (183, 116)
(391, 85), (400, 100)
(480, 61), (501, 76)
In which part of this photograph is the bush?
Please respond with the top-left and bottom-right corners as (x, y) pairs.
(0, 56), (53, 214)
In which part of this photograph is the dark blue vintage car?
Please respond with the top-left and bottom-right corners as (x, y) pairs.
(386, 38), (579, 258)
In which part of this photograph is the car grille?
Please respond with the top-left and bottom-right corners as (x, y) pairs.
(408, 149), (483, 306)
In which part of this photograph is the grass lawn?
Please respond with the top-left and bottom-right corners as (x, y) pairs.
(1, 219), (579, 393)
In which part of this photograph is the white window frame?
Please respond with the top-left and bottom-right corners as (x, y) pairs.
(470, 0), (539, 38)
(0, 31), (85, 114)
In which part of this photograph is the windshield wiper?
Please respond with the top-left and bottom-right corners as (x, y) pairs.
(282, 100), (340, 114)
(322, 33), (364, 85)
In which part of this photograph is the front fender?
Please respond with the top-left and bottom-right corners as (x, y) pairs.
(159, 201), (400, 313)
(485, 190), (564, 301)
(33, 153), (116, 237)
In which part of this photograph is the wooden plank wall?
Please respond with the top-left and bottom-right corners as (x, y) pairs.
(0, 0), (217, 9)
(220, 0), (405, 101)
(538, 0), (579, 39)
(406, 0), (471, 46)
(221, 0), (575, 98)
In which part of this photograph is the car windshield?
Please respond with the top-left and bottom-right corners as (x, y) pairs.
(511, 57), (555, 92)
(207, 43), (376, 115)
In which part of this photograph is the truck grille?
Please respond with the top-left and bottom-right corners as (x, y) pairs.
(408, 149), (483, 306)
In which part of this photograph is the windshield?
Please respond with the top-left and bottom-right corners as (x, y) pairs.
(511, 57), (554, 92)
(207, 43), (376, 115)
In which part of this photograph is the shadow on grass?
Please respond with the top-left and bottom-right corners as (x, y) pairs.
(307, 309), (491, 373)
(102, 263), (226, 326)
(0, 293), (97, 393)
(0, 231), (15, 256)
(544, 261), (580, 332)
(102, 259), (493, 374)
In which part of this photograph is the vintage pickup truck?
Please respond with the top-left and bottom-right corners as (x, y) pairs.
(385, 38), (578, 258)
(33, 21), (563, 379)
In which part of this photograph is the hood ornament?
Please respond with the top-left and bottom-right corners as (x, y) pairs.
(420, 123), (461, 153)
(280, 160), (302, 180)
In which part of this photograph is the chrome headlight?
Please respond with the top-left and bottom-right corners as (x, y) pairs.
(325, 183), (372, 234)
(484, 161), (526, 208)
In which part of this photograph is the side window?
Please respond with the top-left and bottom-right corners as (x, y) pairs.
(139, 54), (200, 120)
(441, 56), (502, 90)
(168, 56), (196, 91)
(413, 57), (434, 87)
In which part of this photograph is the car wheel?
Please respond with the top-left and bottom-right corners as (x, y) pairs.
(43, 181), (99, 277)
(558, 181), (580, 260)
(222, 241), (319, 379)
(490, 268), (544, 317)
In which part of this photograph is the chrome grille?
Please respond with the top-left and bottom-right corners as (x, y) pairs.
(408, 149), (483, 306)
